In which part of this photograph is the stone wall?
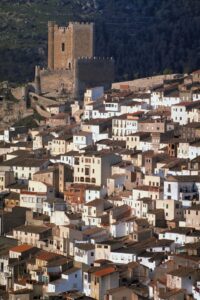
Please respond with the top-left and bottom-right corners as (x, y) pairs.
(112, 74), (180, 91)
(29, 92), (58, 107)
(74, 57), (115, 98)
(39, 69), (74, 94)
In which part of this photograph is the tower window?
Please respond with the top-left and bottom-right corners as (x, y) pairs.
(61, 43), (65, 52)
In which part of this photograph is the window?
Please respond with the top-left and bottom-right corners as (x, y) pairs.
(61, 43), (65, 51)
(85, 168), (90, 176)
(0, 263), (3, 272)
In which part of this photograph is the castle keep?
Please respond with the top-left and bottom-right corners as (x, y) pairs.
(48, 21), (94, 70)
(36, 21), (114, 99)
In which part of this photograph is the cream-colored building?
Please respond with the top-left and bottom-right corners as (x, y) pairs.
(49, 136), (72, 156)
(74, 151), (121, 186)
(126, 132), (150, 150)
(185, 205), (200, 229)
(112, 114), (139, 141)
(0, 157), (49, 183)
(156, 199), (183, 221)
(13, 225), (52, 246)
(0, 170), (15, 191)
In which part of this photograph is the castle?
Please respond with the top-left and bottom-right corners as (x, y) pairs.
(35, 21), (115, 99)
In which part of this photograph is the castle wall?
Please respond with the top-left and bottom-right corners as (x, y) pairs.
(112, 74), (180, 91)
(72, 23), (94, 63)
(74, 58), (115, 99)
(29, 92), (58, 108)
(48, 21), (55, 70)
(39, 69), (74, 94)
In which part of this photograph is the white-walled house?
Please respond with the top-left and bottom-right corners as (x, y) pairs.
(47, 267), (82, 294)
(164, 175), (200, 207)
(112, 114), (141, 141)
(171, 101), (200, 125)
(43, 198), (66, 217)
(189, 141), (200, 160)
(60, 151), (78, 167)
(177, 142), (190, 159)
(110, 248), (136, 264)
(81, 120), (109, 142)
(0, 157), (49, 183)
(110, 217), (135, 238)
(72, 132), (93, 151)
(159, 228), (200, 245)
(85, 186), (107, 203)
(167, 267), (199, 295)
(20, 180), (54, 213)
(20, 191), (47, 213)
(74, 243), (95, 266)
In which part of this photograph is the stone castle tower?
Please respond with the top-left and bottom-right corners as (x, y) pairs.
(48, 21), (94, 70)
(35, 21), (114, 99)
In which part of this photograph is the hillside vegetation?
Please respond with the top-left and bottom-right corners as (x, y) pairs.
(0, 0), (199, 83)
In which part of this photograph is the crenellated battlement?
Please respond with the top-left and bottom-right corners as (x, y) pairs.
(69, 21), (94, 26)
(77, 56), (114, 61)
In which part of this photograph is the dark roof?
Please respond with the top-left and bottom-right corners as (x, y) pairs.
(5, 192), (20, 200)
(166, 175), (200, 182)
(14, 225), (51, 234)
(0, 157), (49, 168)
(75, 243), (95, 251)
(168, 267), (197, 277)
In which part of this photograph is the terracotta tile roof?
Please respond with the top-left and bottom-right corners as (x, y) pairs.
(9, 244), (34, 253)
(94, 266), (116, 277)
(36, 251), (61, 261)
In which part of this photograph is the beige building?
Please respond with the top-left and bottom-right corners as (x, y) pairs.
(0, 157), (49, 183)
(0, 170), (15, 191)
(167, 267), (199, 295)
(156, 199), (183, 221)
(90, 266), (119, 300)
(105, 286), (139, 300)
(185, 205), (200, 229)
(138, 119), (170, 133)
(74, 151), (121, 186)
(13, 225), (52, 246)
(126, 132), (150, 150)
(112, 114), (140, 141)
(49, 136), (72, 156)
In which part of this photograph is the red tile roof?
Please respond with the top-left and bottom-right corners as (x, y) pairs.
(10, 244), (34, 253)
(36, 251), (61, 261)
(94, 267), (116, 277)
